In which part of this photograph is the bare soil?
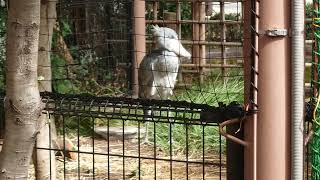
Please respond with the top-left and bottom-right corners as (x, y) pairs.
(29, 137), (226, 180)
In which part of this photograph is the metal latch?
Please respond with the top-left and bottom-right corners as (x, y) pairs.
(266, 29), (288, 37)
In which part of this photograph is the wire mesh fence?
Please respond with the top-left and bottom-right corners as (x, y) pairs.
(47, 0), (245, 106)
(0, 0), (253, 179)
(51, 0), (133, 95)
(49, 0), (246, 179)
(31, 92), (237, 179)
(0, 0), (316, 179)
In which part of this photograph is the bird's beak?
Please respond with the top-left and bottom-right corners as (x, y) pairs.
(171, 39), (191, 59)
(177, 42), (191, 59)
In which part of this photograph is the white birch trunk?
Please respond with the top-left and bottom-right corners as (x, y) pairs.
(0, 0), (42, 179)
(34, 0), (57, 179)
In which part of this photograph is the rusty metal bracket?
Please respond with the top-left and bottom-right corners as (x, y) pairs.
(219, 118), (248, 147)
(200, 102), (257, 146)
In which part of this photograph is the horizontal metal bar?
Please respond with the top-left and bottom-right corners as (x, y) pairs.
(49, 111), (218, 126)
(180, 63), (242, 68)
(146, 0), (242, 2)
(118, 63), (243, 69)
(35, 147), (226, 166)
(146, 19), (243, 25)
(146, 40), (243, 46)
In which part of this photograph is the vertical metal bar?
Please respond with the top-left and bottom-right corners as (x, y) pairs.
(122, 118), (125, 180)
(219, 133), (222, 180)
(243, 0), (258, 179)
(169, 122), (173, 180)
(153, 106), (157, 179)
(186, 124), (189, 180)
(138, 118), (141, 179)
(92, 116), (95, 179)
(202, 125), (205, 179)
(107, 115), (110, 179)
(253, 0), (259, 177)
(132, 0), (146, 97)
(63, 115), (66, 180)
(220, 2), (227, 83)
(257, 0), (291, 178)
(77, 116), (80, 179)
(306, 122), (310, 179)
(224, 2), (244, 179)
(226, 125), (244, 180)
(49, 116), (52, 180)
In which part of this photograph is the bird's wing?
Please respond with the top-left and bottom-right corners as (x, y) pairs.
(139, 55), (154, 98)
(138, 50), (180, 99)
(139, 55), (154, 86)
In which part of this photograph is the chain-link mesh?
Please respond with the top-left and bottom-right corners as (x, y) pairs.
(0, 0), (251, 179)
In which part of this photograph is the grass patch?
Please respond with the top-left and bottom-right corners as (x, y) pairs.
(148, 78), (244, 154)
(148, 122), (223, 155)
(175, 77), (244, 106)
(56, 77), (244, 155)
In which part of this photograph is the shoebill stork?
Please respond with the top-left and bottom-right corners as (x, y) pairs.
(138, 25), (191, 143)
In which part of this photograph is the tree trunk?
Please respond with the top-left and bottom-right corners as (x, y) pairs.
(35, 0), (57, 179)
(0, 0), (42, 179)
(38, 0), (56, 93)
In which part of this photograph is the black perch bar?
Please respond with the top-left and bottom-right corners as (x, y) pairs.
(40, 92), (253, 124)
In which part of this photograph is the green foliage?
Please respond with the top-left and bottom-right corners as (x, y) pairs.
(159, 2), (192, 38)
(148, 78), (243, 154)
(207, 13), (242, 42)
(176, 77), (243, 106)
(147, 1), (192, 39)
(51, 18), (127, 95)
(147, 2), (242, 41)
(149, 123), (222, 155)
(59, 78), (243, 155)
(50, 46), (78, 93)
(60, 19), (73, 37)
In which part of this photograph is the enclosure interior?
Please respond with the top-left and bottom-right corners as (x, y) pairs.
(0, 0), (247, 179)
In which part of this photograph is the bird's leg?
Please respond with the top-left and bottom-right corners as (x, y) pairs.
(168, 110), (174, 122)
(142, 108), (152, 144)
(165, 99), (174, 122)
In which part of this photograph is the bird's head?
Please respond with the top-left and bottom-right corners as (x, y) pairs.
(151, 25), (178, 40)
(151, 25), (191, 59)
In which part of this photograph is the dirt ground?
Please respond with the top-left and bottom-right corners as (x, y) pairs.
(28, 137), (226, 180)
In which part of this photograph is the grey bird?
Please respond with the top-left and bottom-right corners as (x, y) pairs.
(138, 25), (191, 143)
